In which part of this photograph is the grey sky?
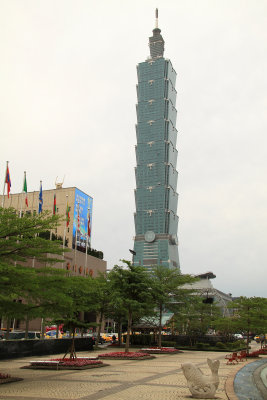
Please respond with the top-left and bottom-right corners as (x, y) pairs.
(1, 0), (266, 297)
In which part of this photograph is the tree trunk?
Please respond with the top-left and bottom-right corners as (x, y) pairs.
(246, 329), (250, 354)
(118, 321), (122, 346)
(63, 327), (77, 360)
(41, 318), (45, 339)
(5, 318), (11, 339)
(125, 310), (132, 353)
(70, 328), (76, 359)
(25, 315), (29, 339)
(95, 311), (103, 347)
(158, 305), (163, 348)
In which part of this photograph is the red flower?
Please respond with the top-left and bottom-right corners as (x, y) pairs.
(30, 358), (103, 367)
(0, 373), (11, 379)
(98, 352), (150, 358)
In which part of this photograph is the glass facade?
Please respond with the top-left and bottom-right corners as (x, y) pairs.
(133, 23), (180, 270)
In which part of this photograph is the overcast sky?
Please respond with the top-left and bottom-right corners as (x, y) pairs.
(1, 0), (267, 297)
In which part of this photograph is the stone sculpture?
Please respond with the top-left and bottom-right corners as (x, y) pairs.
(181, 358), (220, 399)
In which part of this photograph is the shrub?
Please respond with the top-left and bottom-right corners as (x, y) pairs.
(215, 342), (226, 349)
(161, 341), (176, 347)
(196, 343), (205, 349)
(128, 334), (153, 346)
(232, 340), (245, 347)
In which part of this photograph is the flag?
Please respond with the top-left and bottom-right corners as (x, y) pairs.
(53, 194), (56, 215)
(5, 164), (11, 198)
(23, 172), (28, 207)
(38, 182), (43, 214)
(66, 202), (70, 227)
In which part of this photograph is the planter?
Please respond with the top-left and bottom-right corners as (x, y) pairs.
(22, 357), (109, 370)
(140, 347), (182, 354)
(0, 374), (23, 385)
(98, 351), (155, 360)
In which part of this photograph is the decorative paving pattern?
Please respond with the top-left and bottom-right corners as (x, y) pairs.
(0, 349), (260, 400)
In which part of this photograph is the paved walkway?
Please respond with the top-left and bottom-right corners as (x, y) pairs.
(0, 345), (266, 400)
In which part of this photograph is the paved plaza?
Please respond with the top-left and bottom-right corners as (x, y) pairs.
(0, 345), (266, 400)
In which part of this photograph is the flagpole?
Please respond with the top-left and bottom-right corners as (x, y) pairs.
(74, 201), (79, 268)
(19, 171), (26, 218)
(85, 207), (89, 270)
(2, 161), (8, 207)
(50, 190), (54, 241)
(62, 195), (68, 269)
(33, 180), (42, 268)
(63, 195), (68, 250)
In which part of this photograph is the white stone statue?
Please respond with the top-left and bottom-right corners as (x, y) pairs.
(181, 358), (220, 399)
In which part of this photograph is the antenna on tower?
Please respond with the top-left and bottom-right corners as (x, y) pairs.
(155, 8), (158, 28)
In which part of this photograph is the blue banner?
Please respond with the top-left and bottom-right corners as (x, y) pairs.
(72, 188), (93, 249)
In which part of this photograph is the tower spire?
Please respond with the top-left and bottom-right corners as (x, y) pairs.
(155, 8), (158, 28)
(149, 8), (165, 59)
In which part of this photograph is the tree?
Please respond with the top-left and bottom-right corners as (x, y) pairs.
(0, 207), (67, 334)
(148, 266), (197, 348)
(0, 207), (64, 264)
(108, 260), (153, 352)
(53, 275), (96, 359)
(90, 273), (112, 346)
(174, 296), (221, 346)
(228, 296), (267, 352)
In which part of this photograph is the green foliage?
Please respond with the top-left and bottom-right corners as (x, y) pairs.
(161, 341), (176, 347)
(128, 334), (153, 346)
(228, 296), (267, 352)
(87, 248), (103, 259)
(0, 207), (70, 323)
(174, 295), (221, 341)
(0, 207), (65, 264)
(213, 316), (236, 340)
(215, 341), (226, 349)
(148, 265), (197, 347)
(108, 260), (153, 352)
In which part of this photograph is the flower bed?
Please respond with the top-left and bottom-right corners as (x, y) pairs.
(140, 347), (181, 354)
(0, 373), (23, 385)
(22, 357), (109, 370)
(98, 351), (155, 360)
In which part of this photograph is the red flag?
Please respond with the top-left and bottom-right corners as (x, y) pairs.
(53, 194), (56, 215)
(5, 165), (11, 198)
(23, 172), (28, 207)
(66, 203), (70, 227)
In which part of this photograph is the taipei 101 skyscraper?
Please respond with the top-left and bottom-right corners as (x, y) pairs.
(133, 10), (180, 270)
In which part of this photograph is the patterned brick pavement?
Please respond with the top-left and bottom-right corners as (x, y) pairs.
(0, 346), (263, 400)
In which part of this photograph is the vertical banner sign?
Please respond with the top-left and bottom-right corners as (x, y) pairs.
(72, 188), (93, 249)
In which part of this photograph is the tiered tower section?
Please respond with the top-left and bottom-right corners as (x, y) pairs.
(133, 11), (180, 270)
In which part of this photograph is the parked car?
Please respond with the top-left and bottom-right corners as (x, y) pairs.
(44, 330), (62, 339)
(102, 334), (113, 342)
(233, 333), (244, 340)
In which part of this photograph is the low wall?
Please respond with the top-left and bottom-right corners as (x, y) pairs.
(0, 337), (94, 360)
